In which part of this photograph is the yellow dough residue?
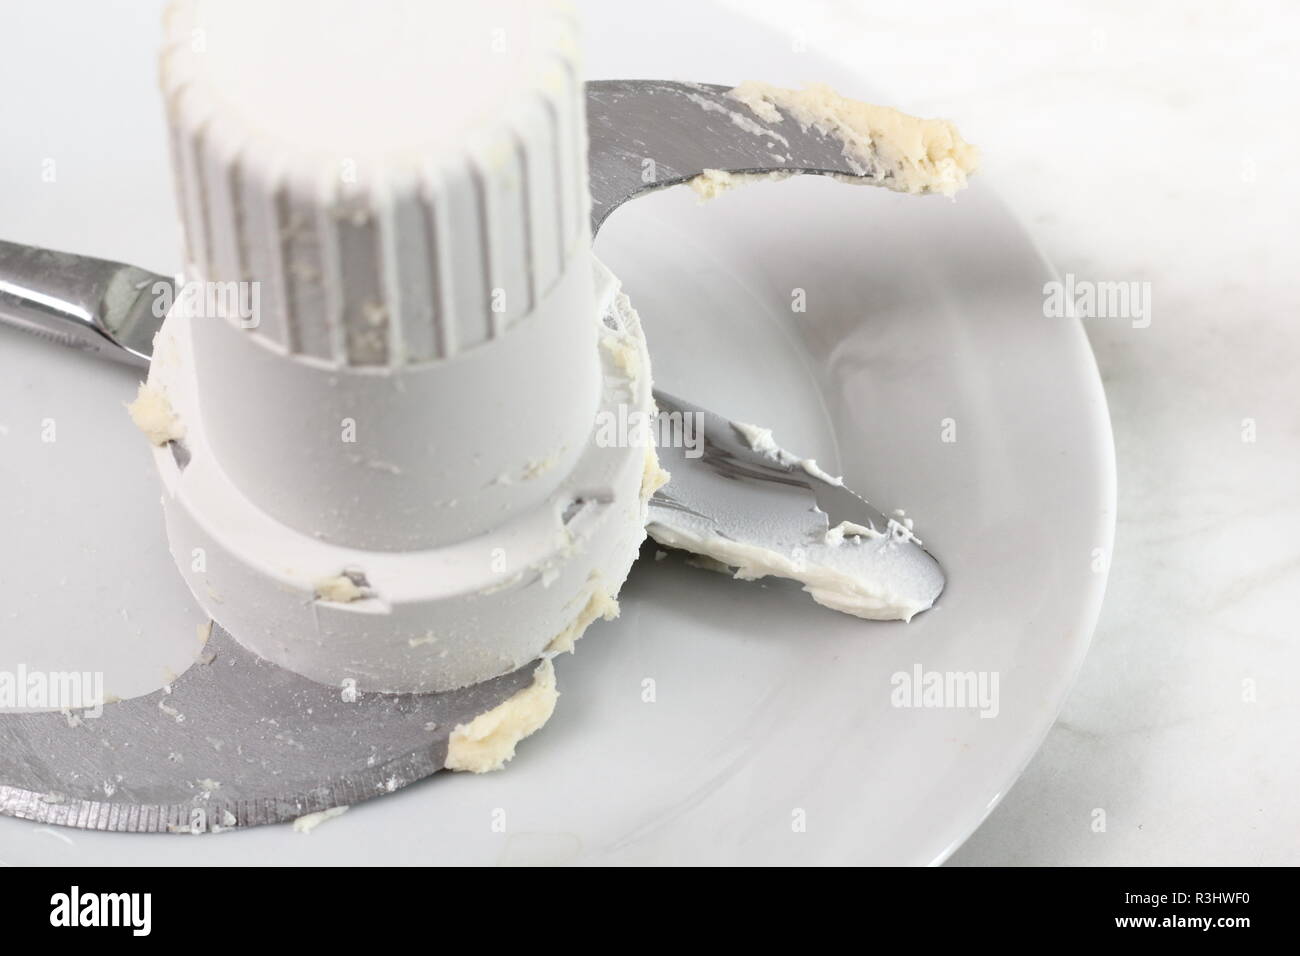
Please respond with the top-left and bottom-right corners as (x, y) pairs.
(292, 805), (349, 833)
(600, 332), (641, 380)
(727, 81), (979, 196)
(545, 585), (620, 655)
(314, 575), (365, 603)
(640, 445), (670, 503)
(688, 168), (794, 201)
(445, 658), (559, 773)
(126, 382), (185, 445)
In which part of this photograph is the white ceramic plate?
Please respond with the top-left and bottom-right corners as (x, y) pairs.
(0, 0), (1114, 865)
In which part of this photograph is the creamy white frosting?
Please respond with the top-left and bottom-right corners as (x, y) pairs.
(445, 659), (558, 773)
(292, 805), (349, 833)
(648, 419), (937, 622)
(650, 522), (931, 622)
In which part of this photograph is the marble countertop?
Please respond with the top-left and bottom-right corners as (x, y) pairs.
(725, 0), (1299, 865)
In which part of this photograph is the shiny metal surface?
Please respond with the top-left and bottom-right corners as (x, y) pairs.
(0, 239), (158, 369)
(0, 627), (536, 832)
(586, 80), (881, 233)
(649, 391), (945, 619)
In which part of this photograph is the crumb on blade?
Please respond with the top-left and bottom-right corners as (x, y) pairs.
(545, 588), (619, 656)
(681, 82), (979, 199)
(126, 382), (185, 446)
(688, 168), (795, 201)
(314, 575), (365, 603)
(292, 805), (349, 833)
(444, 658), (559, 774)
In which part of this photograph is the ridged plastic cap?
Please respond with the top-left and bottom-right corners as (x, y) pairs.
(160, 0), (588, 367)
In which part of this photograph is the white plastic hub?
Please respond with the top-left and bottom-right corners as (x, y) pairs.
(147, 0), (659, 692)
